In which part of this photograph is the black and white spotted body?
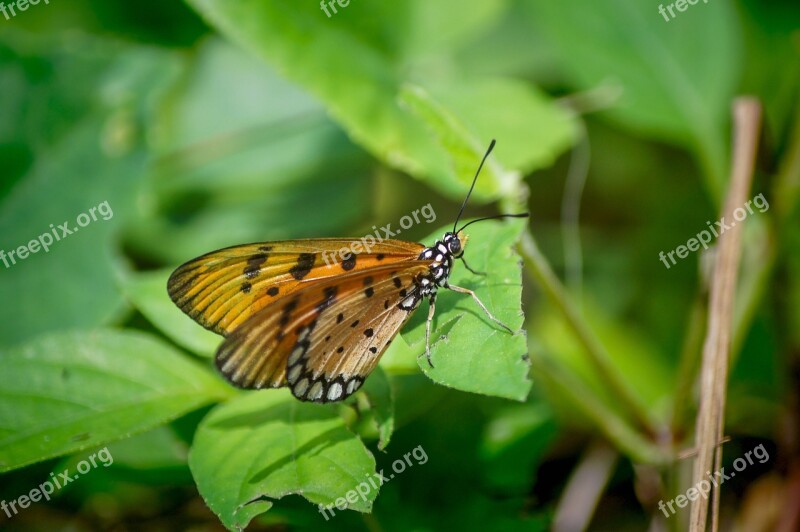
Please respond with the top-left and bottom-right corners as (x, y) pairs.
(398, 232), (464, 312)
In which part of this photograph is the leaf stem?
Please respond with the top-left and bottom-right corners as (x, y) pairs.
(518, 229), (658, 439)
(532, 355), (669, 464)
(670, 293), (708, 435)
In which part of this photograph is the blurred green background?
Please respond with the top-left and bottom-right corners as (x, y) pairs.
(1, 0), (799, 530)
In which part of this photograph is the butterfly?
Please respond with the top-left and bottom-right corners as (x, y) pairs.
(167, 140), (527, 403)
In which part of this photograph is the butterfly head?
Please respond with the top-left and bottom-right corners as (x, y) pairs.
(443, 231), (466, 258)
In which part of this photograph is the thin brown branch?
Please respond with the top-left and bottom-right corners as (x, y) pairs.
(689, 98), (762, 531)
(553, 441), (619, 532)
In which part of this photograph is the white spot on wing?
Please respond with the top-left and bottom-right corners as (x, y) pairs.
(297, 327), (310, 342)
(294, 378), (309, 396)
(287, 364), (302, 384)
(288, 345), (304, 365)
(308, 381), (324, 401)
(328, 382), (343, 401)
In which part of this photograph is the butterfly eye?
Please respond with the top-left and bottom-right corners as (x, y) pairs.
(448, 238), (462, 256)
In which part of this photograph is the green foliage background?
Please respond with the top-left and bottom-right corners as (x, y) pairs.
(0, 0), (798, 530)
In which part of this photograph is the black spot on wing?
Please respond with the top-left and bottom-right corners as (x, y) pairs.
(317, 286), (338, 312)
(284, 299), (298, 313)
(240, 282), (252, 294)
(244, 253), (268, 279)
(341, 252), (356, 271)
(279, 297), (299, 327)
(364, 328), (374, 338)
(290, 253), (316, 280)
(267, 286), (279, 296)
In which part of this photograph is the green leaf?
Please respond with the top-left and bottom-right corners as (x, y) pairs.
(525, 0), (740, 199)
(403, 220), (531, 401)
(129, 167), (372, 265)
(186, 0), (575, 201)
(120, 268), (220, 358)
(398, 83), (512, 198)
(360, 367), (395, 451)
(0, 35), (181, 345)
(152, 38), (326, 154)
(392, 1), (508, 58)
(126, 38), (374, 265)
(0, 329), (229, 472)
(189, 391), (377, 530)
(403, 79), (576, 178)
(53, 426), (188, 478)
(93, 426), (189, 471)
(378, 332), (420, 374)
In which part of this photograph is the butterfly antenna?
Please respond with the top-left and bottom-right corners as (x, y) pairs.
(457, 213), (529, 234)
(453, 139), (496, 234)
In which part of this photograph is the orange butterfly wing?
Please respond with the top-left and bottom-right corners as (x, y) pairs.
(216, 262), (432, 402)
(167, 239), (424, 336)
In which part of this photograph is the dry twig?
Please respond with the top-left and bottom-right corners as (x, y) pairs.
(689, 98), (762, 531)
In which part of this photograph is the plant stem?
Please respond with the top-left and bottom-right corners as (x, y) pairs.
(532, 355), (669, 464)
(689, 97), (761, 532)
(670, 293), (708, 435)
(552, 440), (619, 531)
(518, 229), (658, 438)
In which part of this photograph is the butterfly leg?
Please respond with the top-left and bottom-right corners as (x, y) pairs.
(446, 284), (514, 334)
(460, 256), (487, 276)
(419, 294), (436, 368)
